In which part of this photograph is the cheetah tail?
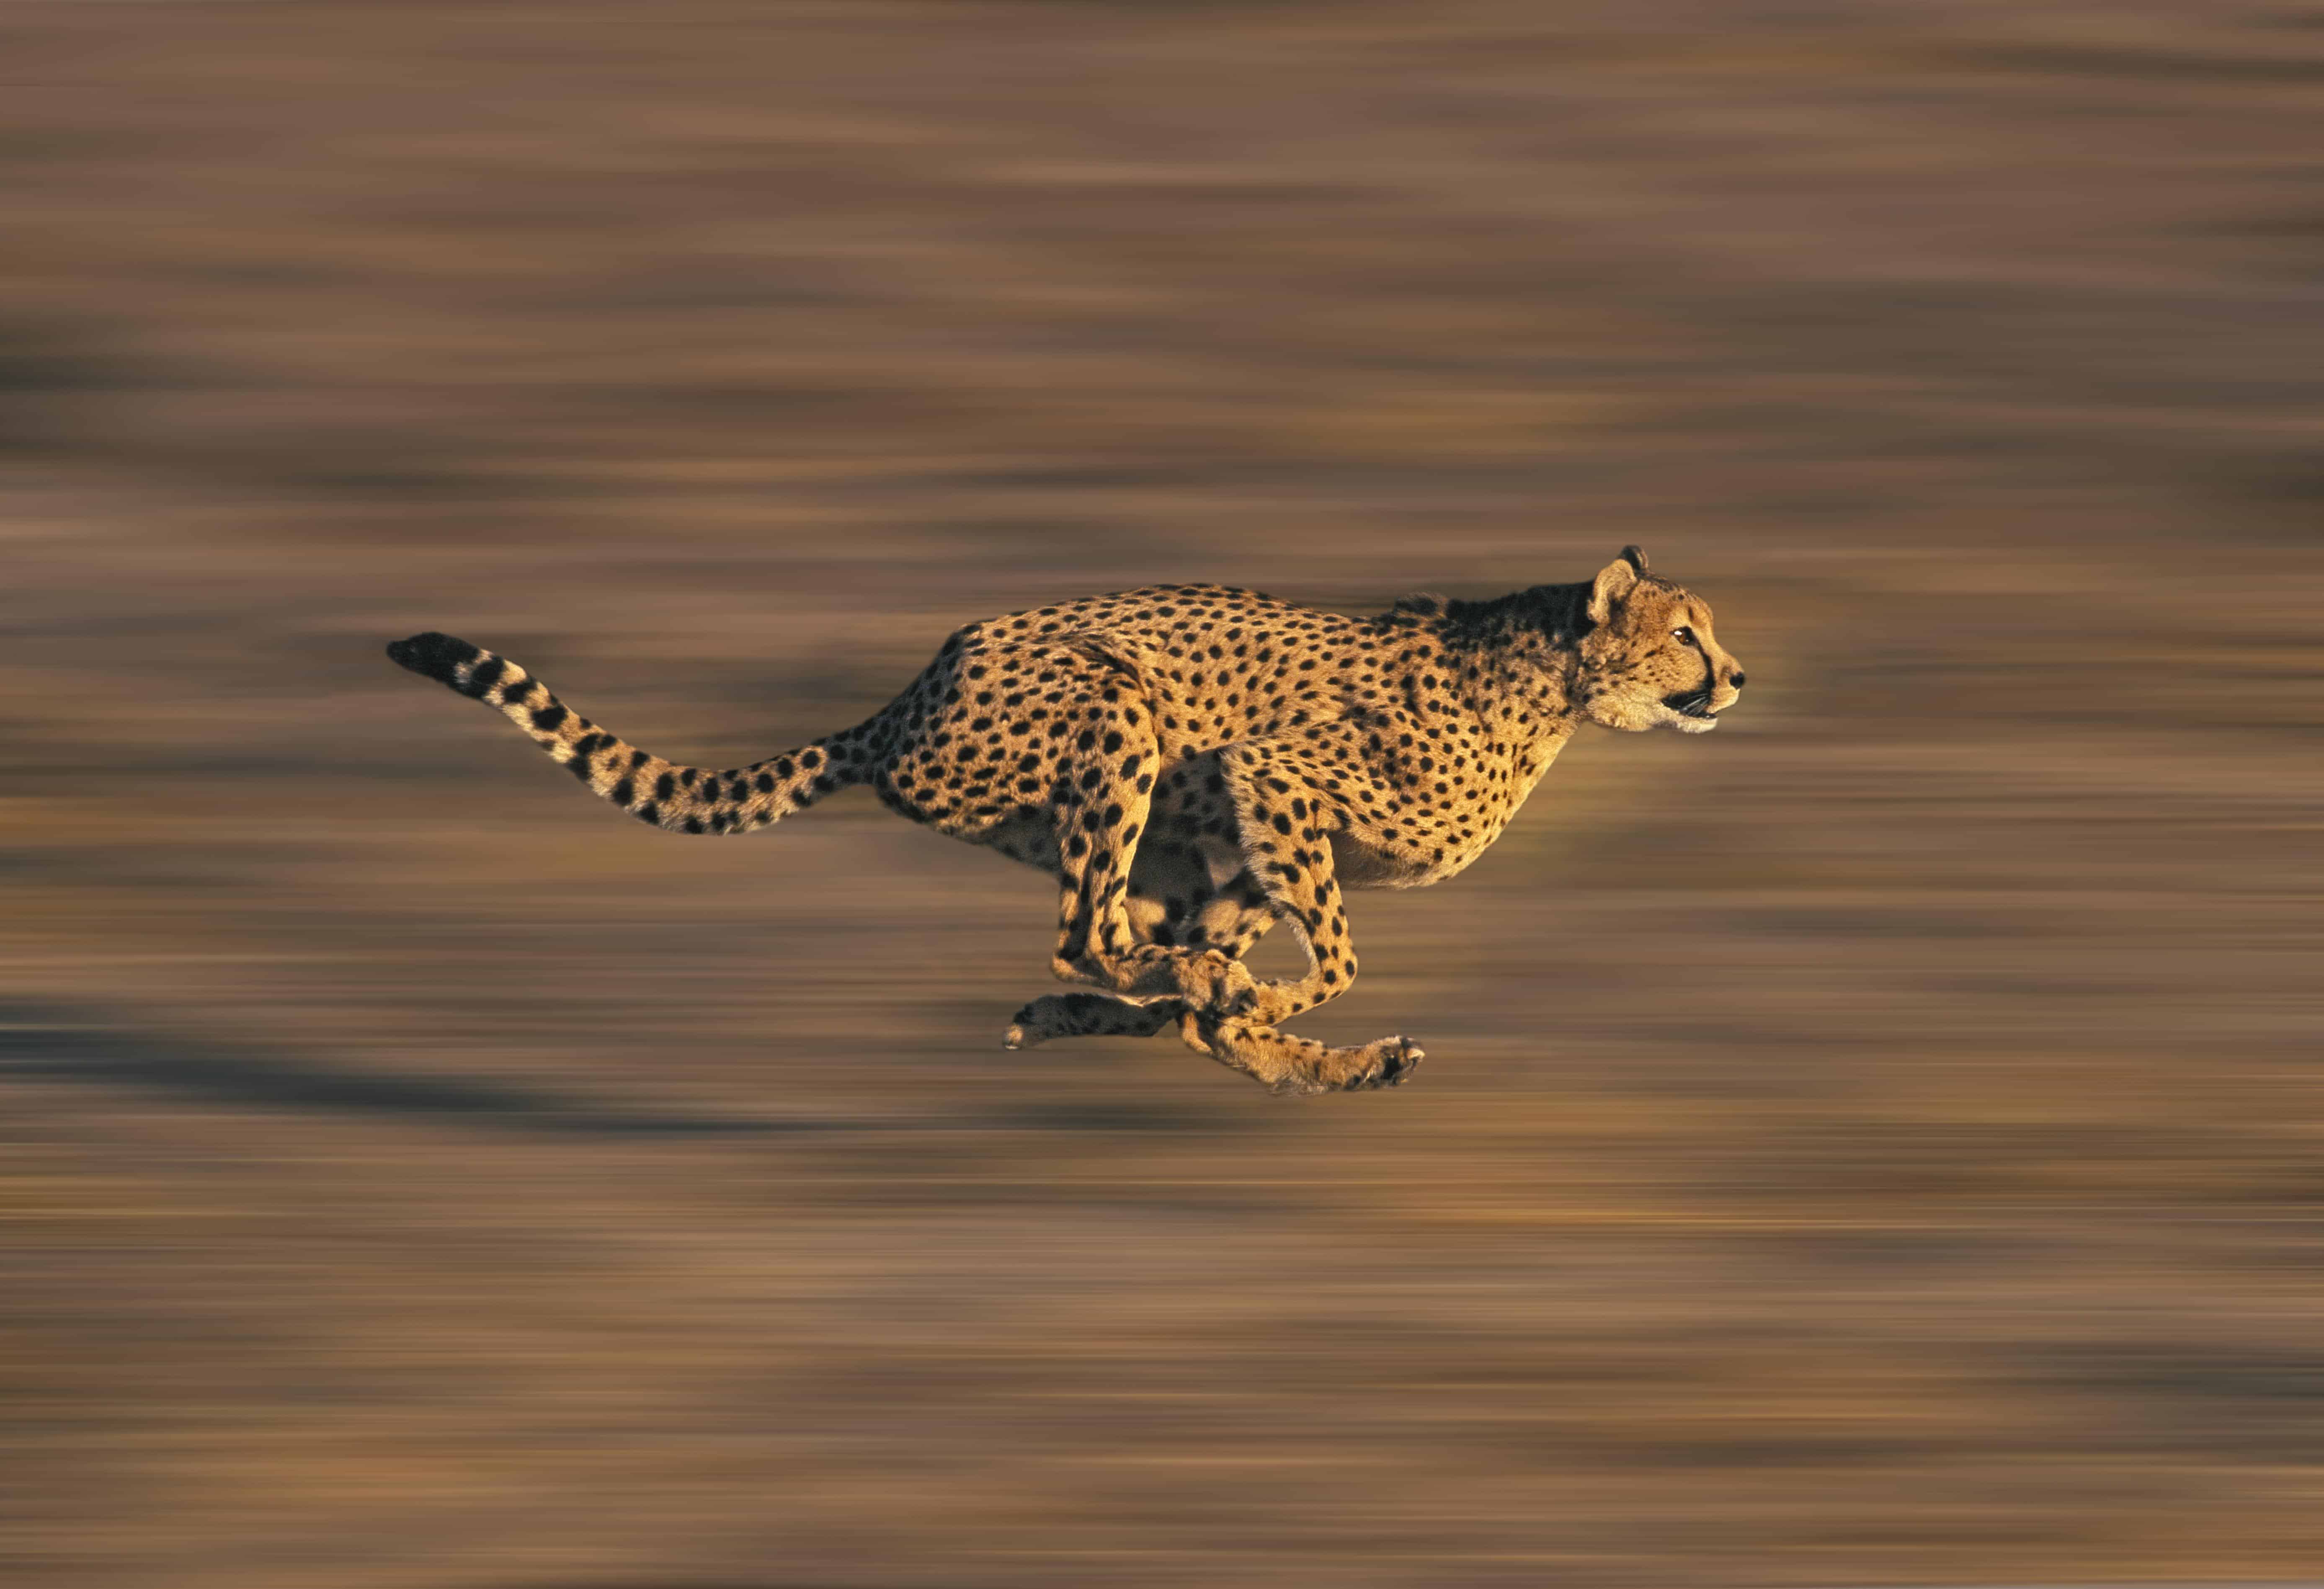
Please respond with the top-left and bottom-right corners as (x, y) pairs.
(386, 632), (869, 836)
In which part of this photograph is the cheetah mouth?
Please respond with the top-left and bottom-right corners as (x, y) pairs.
(1663, 689), (1719, 722)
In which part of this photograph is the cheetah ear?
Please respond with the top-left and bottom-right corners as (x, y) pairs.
(1618, 544), (1648, 573)
(1587, 553), (1640, 624)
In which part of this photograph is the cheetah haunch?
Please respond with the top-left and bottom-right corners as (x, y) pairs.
(388, 547), (1743, 1096)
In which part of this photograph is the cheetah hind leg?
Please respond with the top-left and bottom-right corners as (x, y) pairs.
(1009, 766), (1268, 1050)
(1003, 992), (1186, 1050)
(997, 994), (1425, 1098)
(1001, 839), (1282, 1055)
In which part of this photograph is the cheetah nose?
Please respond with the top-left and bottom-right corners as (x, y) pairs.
(1729, 671), (1746, 689)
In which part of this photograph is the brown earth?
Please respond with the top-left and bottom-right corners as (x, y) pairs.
(4, 3), (2322, 1585)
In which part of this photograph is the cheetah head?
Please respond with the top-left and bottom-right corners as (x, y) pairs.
(1572, 547), (1745, 735)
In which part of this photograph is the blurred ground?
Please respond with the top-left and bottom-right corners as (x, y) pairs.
(4, 2), (2322, 1585)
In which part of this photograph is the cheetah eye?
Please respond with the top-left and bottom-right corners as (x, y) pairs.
(1671, 626), (1696, 645)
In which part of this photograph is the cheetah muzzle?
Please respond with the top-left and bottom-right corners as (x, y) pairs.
(388, 546), (1742, 1096)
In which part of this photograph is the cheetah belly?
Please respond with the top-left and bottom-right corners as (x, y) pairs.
(1328, 831), (1440, 891)
(1330, 790), (1531, 891)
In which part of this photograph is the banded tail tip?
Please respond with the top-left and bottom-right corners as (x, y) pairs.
(387, 631), (482, 685)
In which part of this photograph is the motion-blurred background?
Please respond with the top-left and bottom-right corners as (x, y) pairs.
(5, 3), (2321, 1585)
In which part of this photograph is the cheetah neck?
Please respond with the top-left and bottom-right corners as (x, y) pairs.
(1425, 582), (1590, 749)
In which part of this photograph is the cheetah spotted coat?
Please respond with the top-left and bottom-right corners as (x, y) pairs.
(389, 547), (1744, 1094)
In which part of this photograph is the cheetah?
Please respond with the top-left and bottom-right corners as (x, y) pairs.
(387, 546), (1743, 1096)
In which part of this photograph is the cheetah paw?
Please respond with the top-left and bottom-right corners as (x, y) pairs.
(1259, 1040), (1423, 1097)
(1125, 947), (1256, 1013)
(1339, 1036), (1426, 1092)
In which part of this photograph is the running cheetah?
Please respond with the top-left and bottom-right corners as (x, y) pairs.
(387, 546), (1743, 1095)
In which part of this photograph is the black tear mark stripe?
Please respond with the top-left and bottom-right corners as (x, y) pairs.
(387, 630), (880, 836)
